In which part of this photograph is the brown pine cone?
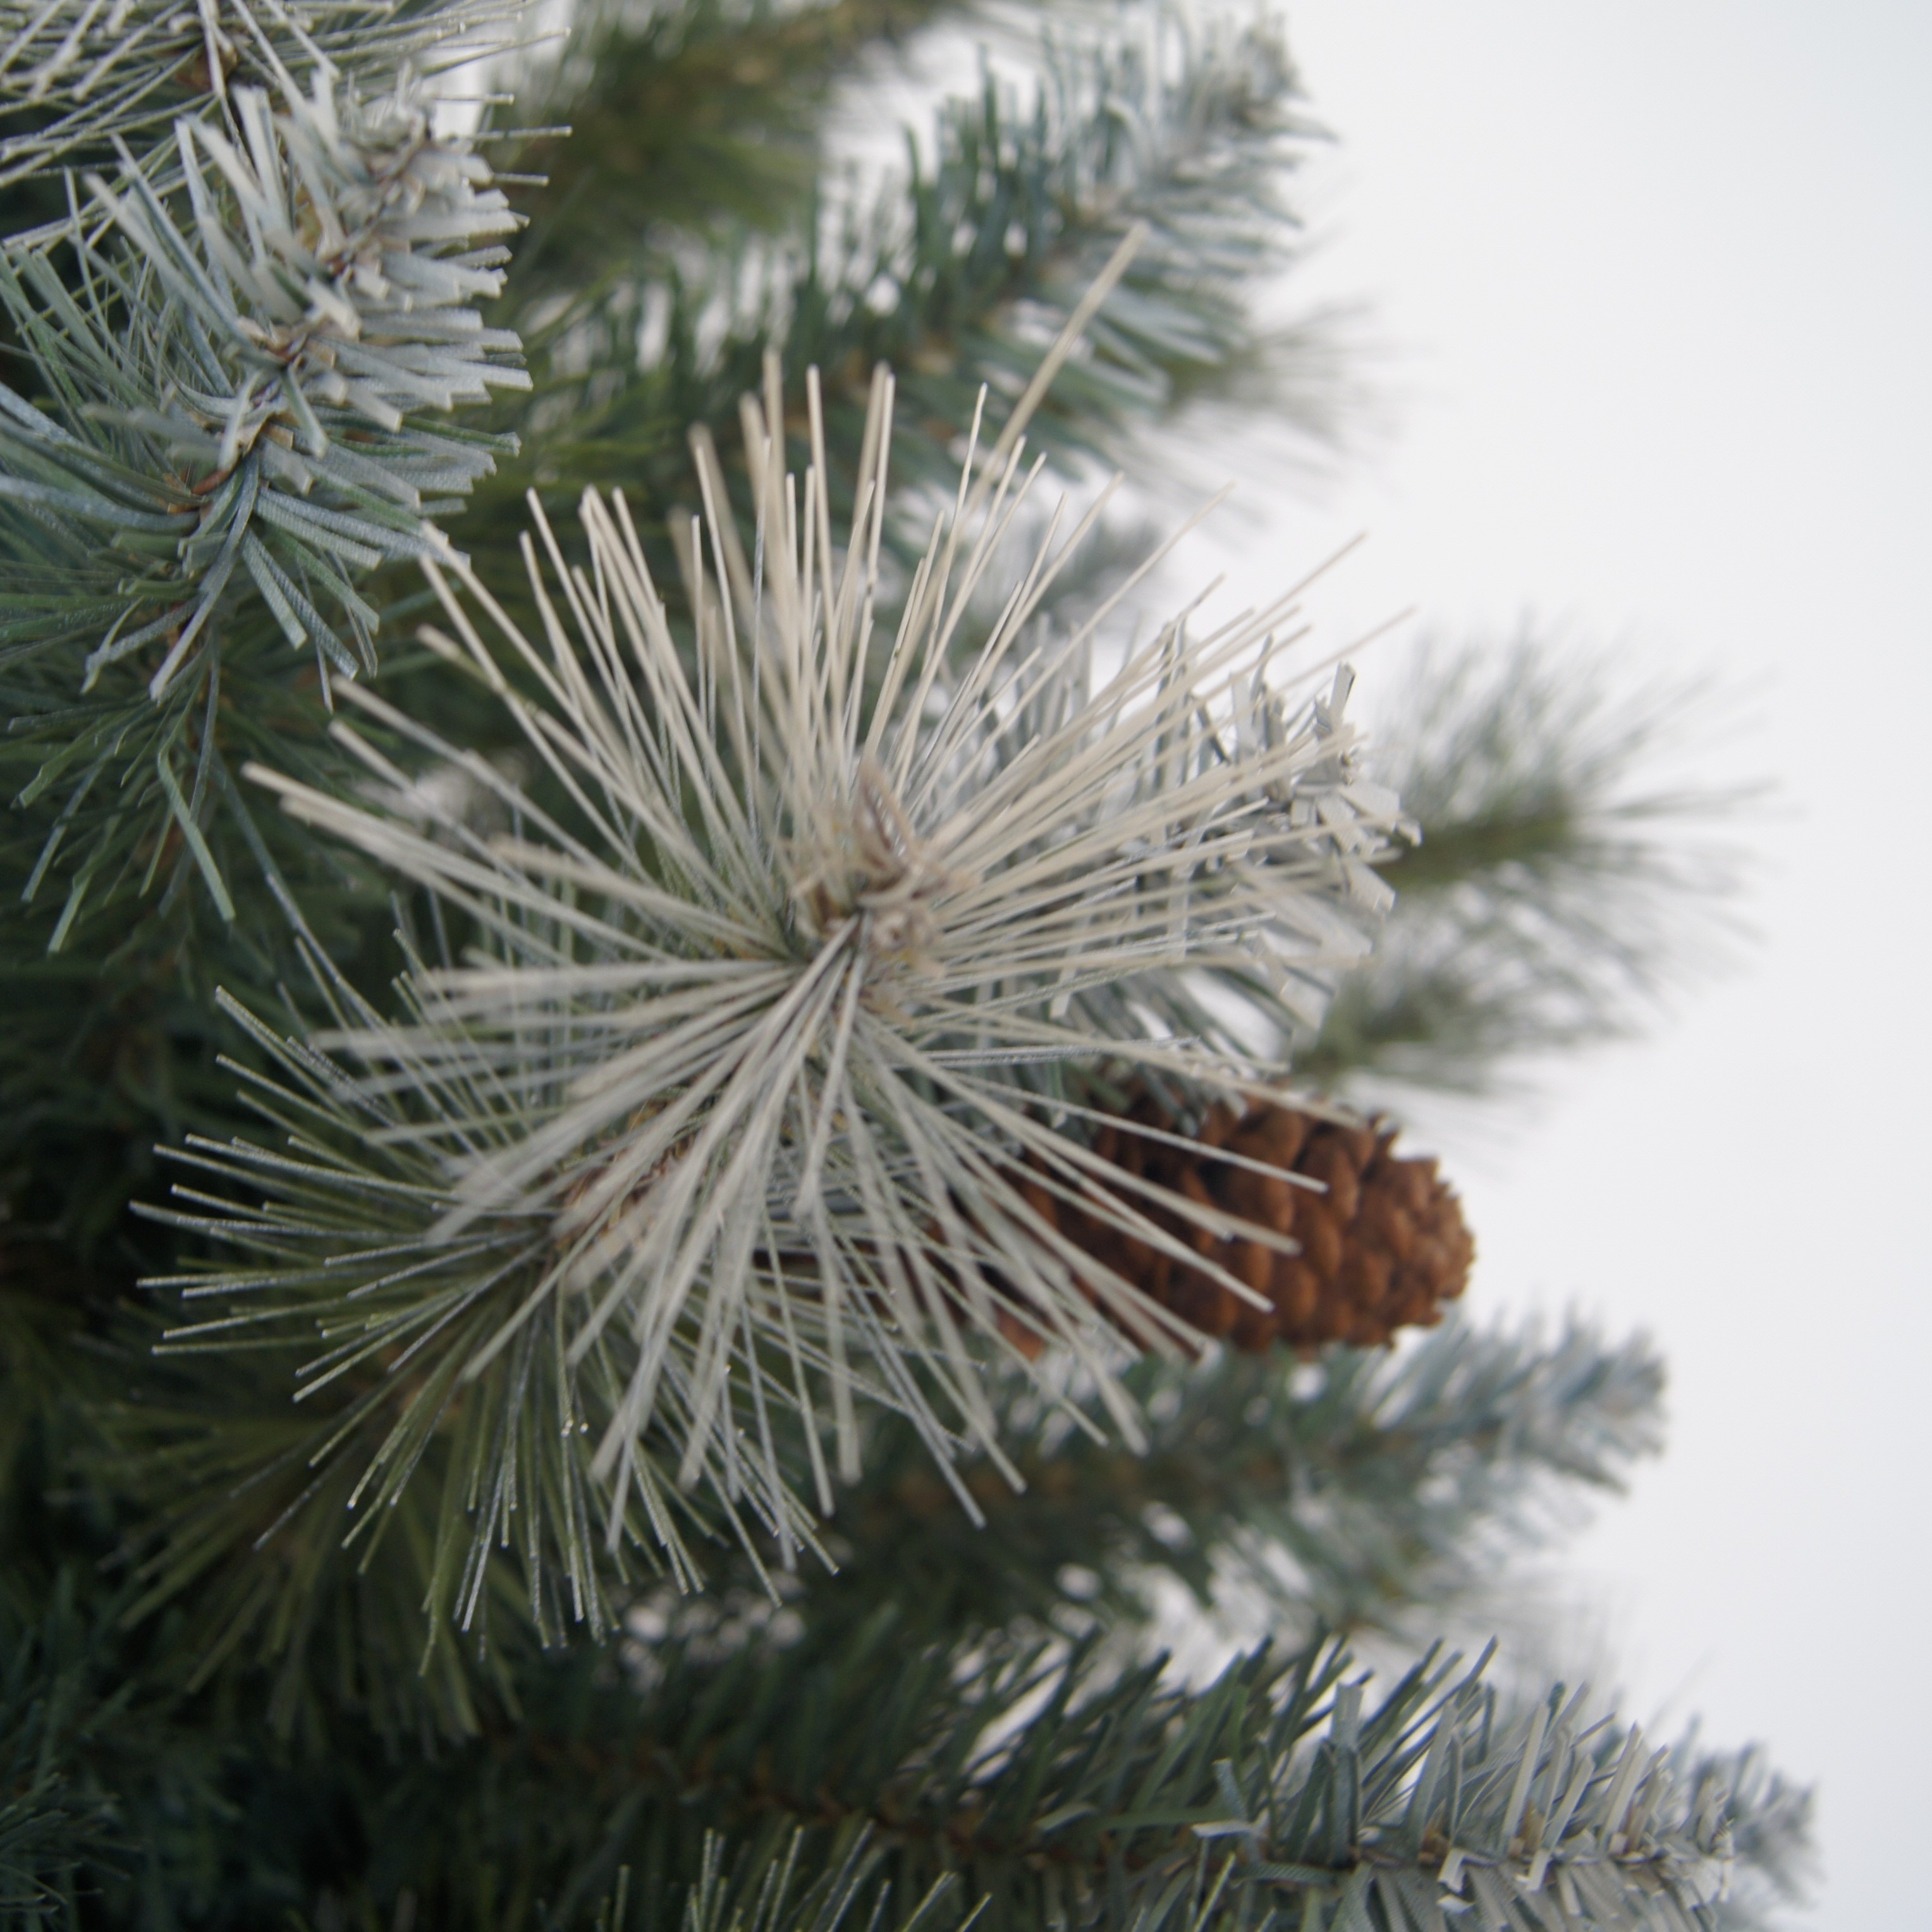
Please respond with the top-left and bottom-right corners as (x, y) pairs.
(1051, 1094), (1474, 1355)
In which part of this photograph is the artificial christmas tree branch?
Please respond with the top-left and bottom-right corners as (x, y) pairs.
(0, 1564), (1809, 1929)
(506, 0), (970, 290)
(0, 0), (525, 201)
(0, 0), (548, 1276)
(1300, 637), (1753, 1097)
(0, 57), (529, 941)
(83, 1295), (1670, 1747)
(137, 327), (1398, 1663)
(223, 1619), (1836, 1928)
(561, 1625), (1802, 1932)
(475, 7), (1336, 569)
(772, 1311), (1665, 1650)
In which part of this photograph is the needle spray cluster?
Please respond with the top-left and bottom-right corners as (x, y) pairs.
(152, 305), (1404, 1630)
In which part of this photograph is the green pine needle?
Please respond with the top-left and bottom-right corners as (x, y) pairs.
(1302, 635), (1756, 1097)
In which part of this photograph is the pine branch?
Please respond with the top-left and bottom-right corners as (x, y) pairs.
(115, 343), (1399, 1685)
(0, 0), (524, 202)
(1, 34), (529, 940)
(506, 0), (969, 294)
(90, 1299), (1661, 1745)
(92, 1619), (1800, 1931)
(530, 1627), (1808, 1932)
(0, 1522), (1811, 1930)
(0, 1570), (128, 1927)
(470, 6), (1335, 576)
(1295, 635), (1755, 1097)
(779, 1311), (1665, 1649)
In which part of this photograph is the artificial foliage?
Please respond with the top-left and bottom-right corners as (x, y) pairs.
(1297, 637), (1751, 1099)
(1, 52), (525, 940)
(484, 1), (1341, 542)
(0, 0), (1801, 1927)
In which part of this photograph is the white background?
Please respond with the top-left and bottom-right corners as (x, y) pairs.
(1202, 5), (1931, 1925)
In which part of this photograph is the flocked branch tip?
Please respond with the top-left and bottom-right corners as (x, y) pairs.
(144, 284), (1407, 1630)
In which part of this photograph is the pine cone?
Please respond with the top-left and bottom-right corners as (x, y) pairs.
(1048, 1094), (1473, 1354)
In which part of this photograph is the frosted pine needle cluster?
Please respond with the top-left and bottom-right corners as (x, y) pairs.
(1, 55), (527, 703)
(0, 0), (525, 195)
(162, 350), (1402, 1610)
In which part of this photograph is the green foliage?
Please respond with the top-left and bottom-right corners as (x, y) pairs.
(477, 6), (1336, 569)
(0, 1556), (1811, 1931)
(0, 63), (526, 946)
(0, 741), (398, 1263)
(0, 0), (1808, 1924)
(776, 1311), (1665, 1648)
(0, 1577), (125, 1928)
(0, 0), (522, 202)
(93, 1620), (1805, 1930)
(3, 80), (522, 692)
(0, 0), (549, 1268)
(1302, 637), (1752, 1096)
(508, 0), (964, 285)
(98, 1259), (1667, 1739)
